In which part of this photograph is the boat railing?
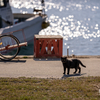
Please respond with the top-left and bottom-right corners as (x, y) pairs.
(3, 29), (26, 42)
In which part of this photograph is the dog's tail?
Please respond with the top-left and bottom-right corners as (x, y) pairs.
(79, 60), (86, 68)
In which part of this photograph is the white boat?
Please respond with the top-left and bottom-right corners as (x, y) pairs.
(0, 0), (49, 43)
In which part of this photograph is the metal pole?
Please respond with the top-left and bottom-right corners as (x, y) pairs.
(67, 48), (69, 57)
(41, 0), (45, 14)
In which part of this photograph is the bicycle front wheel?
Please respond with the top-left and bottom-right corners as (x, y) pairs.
(0, 35), (20, 61)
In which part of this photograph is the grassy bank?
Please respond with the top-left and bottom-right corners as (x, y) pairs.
(0, 77), (100, 100)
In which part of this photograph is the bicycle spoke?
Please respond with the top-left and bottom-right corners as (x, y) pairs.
(0, 35), (20, 61)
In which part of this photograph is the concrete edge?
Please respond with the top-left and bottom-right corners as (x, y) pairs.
(15, 55), (100, 59)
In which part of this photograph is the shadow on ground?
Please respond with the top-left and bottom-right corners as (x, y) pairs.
(0, 59), (26, 63)
(33, 58), (61, 61)
(61, 73), (87, 79)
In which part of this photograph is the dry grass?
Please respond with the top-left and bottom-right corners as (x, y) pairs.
(0, 77), (100, 100)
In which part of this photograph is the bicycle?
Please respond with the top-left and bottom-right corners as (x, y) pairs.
(0, 34), (27, 61)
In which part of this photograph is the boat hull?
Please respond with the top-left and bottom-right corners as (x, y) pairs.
(0, 15), (47, 43)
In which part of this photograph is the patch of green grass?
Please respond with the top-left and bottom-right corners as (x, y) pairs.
(23, 56), (28, 59)
(0, 77), (100, 100)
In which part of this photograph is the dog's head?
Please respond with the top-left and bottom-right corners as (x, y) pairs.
(61, 57), (67, 63)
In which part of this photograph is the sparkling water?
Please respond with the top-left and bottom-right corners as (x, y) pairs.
(10, 0), (100, 56)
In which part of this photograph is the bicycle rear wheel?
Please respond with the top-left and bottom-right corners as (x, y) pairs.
(0, 35), (20, 61)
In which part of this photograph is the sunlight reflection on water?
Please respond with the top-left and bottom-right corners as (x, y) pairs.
(10, 0), (100, 55)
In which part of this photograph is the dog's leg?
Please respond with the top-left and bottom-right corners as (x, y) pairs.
(78, 66), (81, 74)
(63, 67), (66, 74)
(67, 68), (70, 75)
(74, 68), (77, 74)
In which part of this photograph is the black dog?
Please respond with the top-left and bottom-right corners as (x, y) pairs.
(61, 57), (86, 75)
